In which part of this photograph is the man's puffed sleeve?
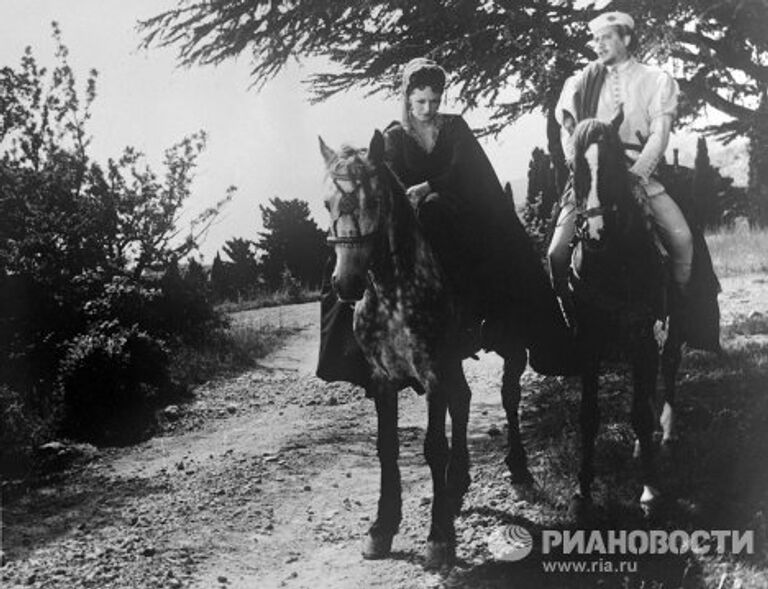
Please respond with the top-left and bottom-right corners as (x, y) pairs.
(629, 72), (678, 181)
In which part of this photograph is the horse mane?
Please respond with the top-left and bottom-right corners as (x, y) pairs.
(377, 161), (420, 278)
(329, 144), (372, 179)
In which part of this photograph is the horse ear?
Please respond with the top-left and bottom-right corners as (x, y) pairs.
(611, 105), (625, 134)
(369, 130), (385, 165)
(318, 136), (336, 167)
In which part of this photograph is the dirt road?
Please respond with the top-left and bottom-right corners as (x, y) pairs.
(3, 275), (767, 588)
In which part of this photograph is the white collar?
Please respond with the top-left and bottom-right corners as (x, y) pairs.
(607, 58), (636, 75)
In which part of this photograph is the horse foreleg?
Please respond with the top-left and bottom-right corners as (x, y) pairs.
(445, 362), (471, 518)
(362, 387), (401, 559)
(660, 323), (683, 447)
(423, 392), (454, 570)
(631, 339), (661, 511)
(577, 358), (600, 504)
(501, 346), (534, 492)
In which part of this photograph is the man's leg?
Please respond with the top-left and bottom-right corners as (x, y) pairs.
(645, 187), (693, 291)
(547, 199), (578, 326)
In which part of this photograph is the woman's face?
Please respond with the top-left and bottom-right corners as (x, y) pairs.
(408, 86), (442, 123)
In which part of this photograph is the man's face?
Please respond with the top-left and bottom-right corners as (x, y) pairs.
(592, 26), (630, 65)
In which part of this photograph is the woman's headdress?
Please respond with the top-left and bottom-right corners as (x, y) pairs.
(400, 57), (447, 129)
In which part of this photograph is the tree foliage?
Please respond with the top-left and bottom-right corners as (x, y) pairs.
(257, 197), (328, 289)
(522, 147), (558, 255)
(141, 0), (768, 222)
(222, 237), (260, 299)
(0, 26), (230, 448)
(141, 1), (767, 137)
(692, 136), (720, 228)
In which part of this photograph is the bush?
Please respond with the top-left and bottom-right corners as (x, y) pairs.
(57, 321), (169, 443)
(280, 267), (303, 302)
(0, 385), (54, 477)
(169, 322), (295, 386)
(0, 29), (232, 458)
(521, 190), (553, 259)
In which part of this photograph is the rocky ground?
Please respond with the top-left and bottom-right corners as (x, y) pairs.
(2, 275), (768, 588)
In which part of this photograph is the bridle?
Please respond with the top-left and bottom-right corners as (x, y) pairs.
(326, 163), (382, 248)
(573, 139), (619, 243)
(575, 203), (618, 241)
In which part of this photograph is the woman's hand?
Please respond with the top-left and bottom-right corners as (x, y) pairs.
(405, 182), (431, 207)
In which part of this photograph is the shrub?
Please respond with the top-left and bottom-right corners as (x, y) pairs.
(0, 28), (232, 456)
(0, 385), (54, 477)
(280, 267), (303, 302)
(58, 321), (169, 443)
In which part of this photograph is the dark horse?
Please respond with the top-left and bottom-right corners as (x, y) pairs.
(566, 109), (711, 515)
(318, 132), (533, 569)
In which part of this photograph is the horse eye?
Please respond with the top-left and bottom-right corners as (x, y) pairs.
(324, 200), (331, 211)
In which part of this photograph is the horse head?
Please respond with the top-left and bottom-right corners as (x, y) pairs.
(319, 132), (388, 302)
(569, 108), (665, 325)
(571, 108), (629, 247)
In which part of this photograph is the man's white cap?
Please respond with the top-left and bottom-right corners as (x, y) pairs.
(588, 11), (635, 35)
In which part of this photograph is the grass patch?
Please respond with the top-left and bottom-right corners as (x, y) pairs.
(706, 225), (768, 277)
(496, 311), (768, 587)
(169, 322), (299, 386)
(215, 287), (321, 314)
(722, 312), (768, 337)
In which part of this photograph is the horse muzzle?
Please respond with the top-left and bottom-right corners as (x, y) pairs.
(332, 272), (367, 302)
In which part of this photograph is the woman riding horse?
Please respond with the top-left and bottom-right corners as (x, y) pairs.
(383, 58), (574, 373)
(317, 58), (575, 385)
(314, 58), (575, 569)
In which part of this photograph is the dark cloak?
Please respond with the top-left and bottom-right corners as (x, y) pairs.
(382, 114), (575, 374)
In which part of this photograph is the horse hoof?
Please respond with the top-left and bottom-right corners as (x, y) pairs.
(362, 534), (393, 560)
(509, 481), (535, 503)
(661, 433), (679, 447)
(506, 469), (535, 501)
(569, 493), (593, 525)
(424, 541), (456, 570)
(640, 486), (662, 519)
(660, 436), (678, 459)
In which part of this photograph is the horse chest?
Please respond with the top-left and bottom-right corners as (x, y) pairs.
(353, 287), (448, 380)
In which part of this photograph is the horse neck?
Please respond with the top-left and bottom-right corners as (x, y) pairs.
(371, 168), (440, 289)
(601, 165), (665, 299)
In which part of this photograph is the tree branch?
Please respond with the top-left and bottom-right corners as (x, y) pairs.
(675, 29), (768, 84)
(678, 77), (756, 120)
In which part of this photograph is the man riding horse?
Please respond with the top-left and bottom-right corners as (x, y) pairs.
(548, 11), (720, 351)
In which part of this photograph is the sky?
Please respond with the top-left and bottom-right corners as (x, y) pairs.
(2, 1), (715, 262)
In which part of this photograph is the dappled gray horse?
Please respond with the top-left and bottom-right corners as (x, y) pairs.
(318, 131), (532, 569)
